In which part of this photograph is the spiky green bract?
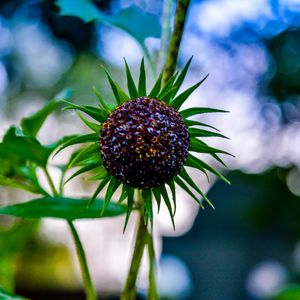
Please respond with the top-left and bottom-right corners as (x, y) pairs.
(60, 58), (231, 229)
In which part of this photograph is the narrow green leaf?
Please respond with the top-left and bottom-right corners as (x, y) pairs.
(188, 128), (229, 139)
(63, 101), (106, 122)
(160, 185), (175, 229)
(184, 119), (220, 132)
(123, 186), (134, 232)
(88, 176), (111, 207)
(180, 107), (229, 118)
(148, 69), (163, 98)
(179, 168), (214, 209)
(190, 138), (233, 156)
(188, 153), (230, 185)
(138, 58), (146, 96)
(174, 176), (204, 208)
(152, 187), (161, 212)
(185, 155), (209, 182)
(0, 196), (126, 220)
(78, 113), (101, 132)
(68, 144), (100, 168)
(105, 70), (129, 104)
(65, 163), (100, 184)
(157, 71), (178, 102)
(118, 184), (127, 203)
(88, 166), (108, 181)
(92, 86), (111, 114)
(142, 189), (153, 228)
(159, 86), (178, 103)
(124, 58), (138, 98)
(101, 177), (121, 215)
(171, 75), (209, 110)
(54, 133), (99, 157)
(167, 179), (176, 216)
(171, 57), (193, 97)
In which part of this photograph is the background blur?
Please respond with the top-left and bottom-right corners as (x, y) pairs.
(1, 0), (300, 299)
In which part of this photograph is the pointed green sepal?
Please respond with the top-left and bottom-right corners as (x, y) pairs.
(148, 69), (163, 98)
(171, 74), (209, 110)
(188, 128), (229, 139)
(180, 107), (229, 118)
(167, 179), (176, 216)
(105, 70), (129, 104)
(184, 119), (220, 132)
(123, 186), (134, 232)
(68, 144), (100, 168)
(152, 187), (161, 212)
(190, 138), (233, 156)
(101, 177), (121, 215)
(78, 113), (101, 132)
(88, 176), (111, 208)
(174, 176), (204, 208)
(157, 71), (178, 103)
(92, 86), (111, 114)
(142, 189), (153, 228)
(124, 58), (138, 98)
(160, 185), (175, 230)
(65, 163), (100, 184)
(138, 58), (147, 96)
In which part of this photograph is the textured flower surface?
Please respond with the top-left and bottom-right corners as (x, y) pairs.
(56, 58), (231, 228)
(100, 97), (190, 189)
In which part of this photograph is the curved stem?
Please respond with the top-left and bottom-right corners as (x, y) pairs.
(43, 167), (97, 300)
(163, 0), (191, 84)
(121, 191), (149, 300)
(68, 221), (97, 300)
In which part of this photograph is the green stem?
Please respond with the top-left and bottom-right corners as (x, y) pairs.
(147, 233), (158, 300)
(43, 167), (97, 300)
(121, 192), (149, 300)
(163, 0), (191, 84)
(68, 221), (97, 300)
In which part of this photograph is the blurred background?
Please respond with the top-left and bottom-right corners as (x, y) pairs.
(1, 0), (300, 299)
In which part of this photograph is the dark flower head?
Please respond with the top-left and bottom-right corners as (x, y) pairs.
(100, 97), (190, 189)
(58, 58), (231, 229)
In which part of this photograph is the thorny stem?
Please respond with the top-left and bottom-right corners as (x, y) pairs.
(43, 167), (97, 300)
(163, 0), (191, 84)
(121, 191), (149, 300)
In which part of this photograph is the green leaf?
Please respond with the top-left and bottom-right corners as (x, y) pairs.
(63, 101), (106, 122)
(124, 58), (138, 98)
(20, 89), (72, 137)
(138, 58), (147, 96)
(0, 286), (27, 300)
(0, 127), (51, 166)
(123, 186), (134, 232)
(188, 153), (230, 185)
(179, 168), (214, 209)
(171, 75), (209, 110)
(188, 128), (229, 139)
(160, 185), (175, 229)
(174, 176), (204, 208)
(88, 166), (108, 181)
(93, 86), (112, 114)
(159, 86), (178, 102)
(171, 57), (193, 97)
(54, 133), (99, 157)
(65, 162), (100, 184)
(180, 107), (229, 118)
(151, 188), (161, 212)
(148, 70), (163, 98)
(142, 189), (153, 228)
(184, 119), (220, 132)
(118, 184), (127, 203)
(102, 177), (121, 215)
(273, 285), (300, 300)
(0, 196), (126, 220)
(78, 113), (101, 132)
(185, 155), (209, 182)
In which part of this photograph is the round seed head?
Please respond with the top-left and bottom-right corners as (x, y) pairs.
(99, 97), (190, 189)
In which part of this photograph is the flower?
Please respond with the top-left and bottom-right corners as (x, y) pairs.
(56, 58), (231, 229)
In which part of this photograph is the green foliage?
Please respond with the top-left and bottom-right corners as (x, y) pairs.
(0, 197), (126, 220)
(273, 286), (300, 300)
(0, 287), (28, 300)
